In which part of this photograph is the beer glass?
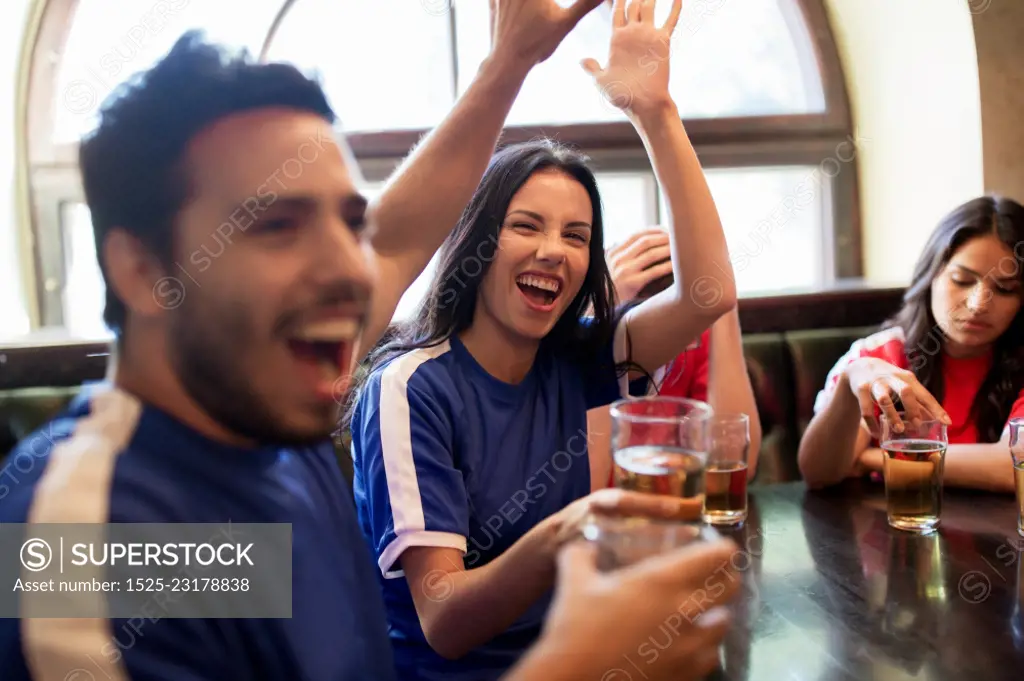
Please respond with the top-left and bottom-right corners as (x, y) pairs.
(703, 414), (751, 525)
(1009, 418), (1024, 538)
(609, 396), (712, 501)
(880, 414), (948, 533)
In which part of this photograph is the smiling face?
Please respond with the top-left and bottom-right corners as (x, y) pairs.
(930, 233), (1023, 357)
(475, 168), (594, 343)
(123, 108), (374, 444)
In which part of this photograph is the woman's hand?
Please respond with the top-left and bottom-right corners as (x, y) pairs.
(843, 357), (951, 434)
(608, 227), (673, 303)
(549, 487), (702, 547)
(582, 0), (682, 119)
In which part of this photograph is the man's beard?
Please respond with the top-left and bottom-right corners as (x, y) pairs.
(168, 301), (335, 447)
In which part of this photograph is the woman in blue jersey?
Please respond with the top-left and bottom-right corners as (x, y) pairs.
(348, 2), (737, 679)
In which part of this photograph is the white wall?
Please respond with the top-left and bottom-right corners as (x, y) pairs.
(0, 0), (32, 338)
(972, 1), (1024, 201)
(826, 0), (985, 285)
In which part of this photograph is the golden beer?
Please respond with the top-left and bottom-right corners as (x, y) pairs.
(882, 439), (945, 533)
(614, 445), (705, 500)
(702, 461), (748, 524)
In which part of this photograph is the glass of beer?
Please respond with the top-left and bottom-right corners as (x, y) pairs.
(880, 413), (948, 533)
(1009, 418), (1024, 538)
(703, 413), (751, 525)
(609, 396), (713, 502)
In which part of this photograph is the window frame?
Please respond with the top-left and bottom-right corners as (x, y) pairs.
(19, 0), (858, 329)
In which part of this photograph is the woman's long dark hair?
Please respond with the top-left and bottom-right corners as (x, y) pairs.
(343, 139), (627, 426)
(883, 195), (1024, 442)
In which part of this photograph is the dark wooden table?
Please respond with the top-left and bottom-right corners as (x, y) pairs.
(700, 480), (1024, 680)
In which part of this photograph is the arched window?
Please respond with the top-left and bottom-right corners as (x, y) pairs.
(21, 0), (856, 335)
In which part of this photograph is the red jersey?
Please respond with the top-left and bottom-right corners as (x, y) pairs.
(815, 326), (1024, 443)
(653, 330), (711, 401)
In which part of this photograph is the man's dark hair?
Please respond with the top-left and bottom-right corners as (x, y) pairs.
(79, 30), (336, 336)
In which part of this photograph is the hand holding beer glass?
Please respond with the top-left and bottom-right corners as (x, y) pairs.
(880, 413), (948, 533)
(1009, 418), (1024, 538)
(590, 397), (715, 567)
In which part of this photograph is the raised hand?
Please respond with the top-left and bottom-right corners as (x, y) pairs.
(582, 0), (683, 118)
(607, 227), (673, 303)
(489, 0), (606, 67)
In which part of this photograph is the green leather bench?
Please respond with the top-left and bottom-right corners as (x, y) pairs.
(0, 326), (877, 486)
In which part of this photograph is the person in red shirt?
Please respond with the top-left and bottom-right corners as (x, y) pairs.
(587, 227), (762, 489)
(799, 195), (1024, 493)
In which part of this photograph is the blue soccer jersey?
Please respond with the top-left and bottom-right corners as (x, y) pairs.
(0, 385), (397, 681)
(350, 323), (631, 681)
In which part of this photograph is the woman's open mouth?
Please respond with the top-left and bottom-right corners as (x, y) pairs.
(516, 273), (562, 311)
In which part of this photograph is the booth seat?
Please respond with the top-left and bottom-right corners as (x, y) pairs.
(0, 326), (875, 486)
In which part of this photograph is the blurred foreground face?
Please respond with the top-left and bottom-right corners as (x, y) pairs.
(930, 233), (1021, 358)
(165, 109), (373, 444)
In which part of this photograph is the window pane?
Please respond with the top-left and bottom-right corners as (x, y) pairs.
(456, 0), (824, 125)
(668, 0), (825, 118)
(54, 0), (284, 144)
(266, 0), (454, 133)
(659, 166), (827, 294)
(60, 203), (111, 339)
(594, 171), (659, 248)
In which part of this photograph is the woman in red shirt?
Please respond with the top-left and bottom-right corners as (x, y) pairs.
(799, 195), (1024, 493)
(588, 227), (762, 489)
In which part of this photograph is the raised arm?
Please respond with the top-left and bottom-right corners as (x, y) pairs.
(582, 0), (735, 376)
(353, 0), (605, 364)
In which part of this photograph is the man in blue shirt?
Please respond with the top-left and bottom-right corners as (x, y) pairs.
(1, 1), (740, 679)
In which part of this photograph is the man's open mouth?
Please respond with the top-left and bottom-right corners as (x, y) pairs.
(516, 273), (562, 307)
(286, 319), (361, 399)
